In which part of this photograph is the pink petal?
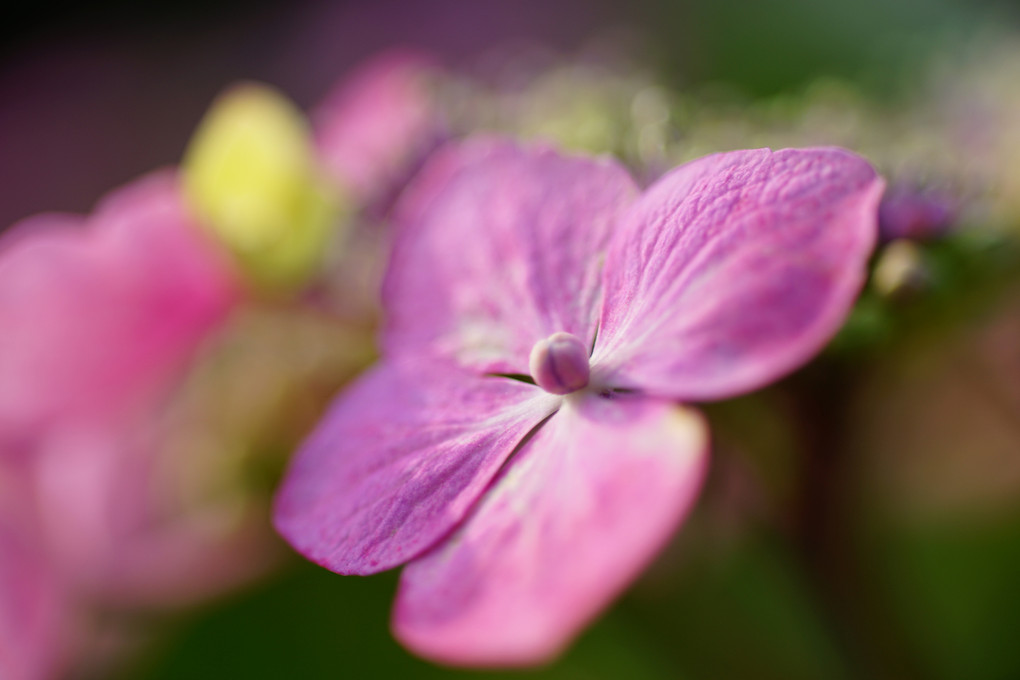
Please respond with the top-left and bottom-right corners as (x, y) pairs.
(273, 360), (559, 575)
(384, 137), (639, 374)
(393, 394), (708, 666)
(0, 521), (66, 680)
(594, 147), (883, 401)
(314, 50), (445, 204)
(31, 422), (275, 606)
(0, 171), (240, 450)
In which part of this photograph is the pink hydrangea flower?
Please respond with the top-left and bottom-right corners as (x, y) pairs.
(274, 138), (883, 665)
(0, 171), (240, 456)
(314, 50), (445, 209)
(0, 171), (242, 604)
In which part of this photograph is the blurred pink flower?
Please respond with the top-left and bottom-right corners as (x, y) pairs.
(275, 137), (883, 665)
(0, 171), (240, 455)
(878, 184), (957, 242)
(0, 171), (244, 665)
(0, 513), (66, 680)
(30, 416), (277, 607)
(314, 50), (445, 210)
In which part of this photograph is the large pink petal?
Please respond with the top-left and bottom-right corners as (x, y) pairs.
(273, 360), (559, 575)
(0, 171), (240, 451)
(393, 393), (708, 666)
(383, 137), (639, 374)
(593, 147), (883, 401)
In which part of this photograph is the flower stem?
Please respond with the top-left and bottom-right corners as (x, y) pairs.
(787, 362), (930, 680)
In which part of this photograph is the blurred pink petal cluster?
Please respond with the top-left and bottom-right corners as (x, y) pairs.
(0, 173), (239, 449)
(315, 50), (446, 212)
(0, 172), (241, 675)
(0, 50), (442, 678)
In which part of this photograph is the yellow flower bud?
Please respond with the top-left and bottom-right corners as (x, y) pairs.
(182, 83), (342, 293)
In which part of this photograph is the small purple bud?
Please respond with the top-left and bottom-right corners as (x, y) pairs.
(878, 185), (957, 243)
(529, 332), (590, 395)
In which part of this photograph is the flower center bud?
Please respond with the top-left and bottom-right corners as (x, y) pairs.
(529, 332), (590, 395)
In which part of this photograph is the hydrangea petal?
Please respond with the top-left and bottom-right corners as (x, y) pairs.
(315, 50), (444, 205)
(393, 394), (708, 666)
(593, 147), (882, 400)
(274, 361), (558, 575)
(383, 137), (639, 374)
(31, 422), (274, 606)
(0, 172), (240, 449)
(0, 521), (65, 680)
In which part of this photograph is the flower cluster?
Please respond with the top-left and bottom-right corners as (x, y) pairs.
(9, 35), (1020, 679)
(0, 55), (430, 678)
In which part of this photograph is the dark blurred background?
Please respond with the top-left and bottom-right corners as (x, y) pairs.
(2, 0), (1014, 229)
